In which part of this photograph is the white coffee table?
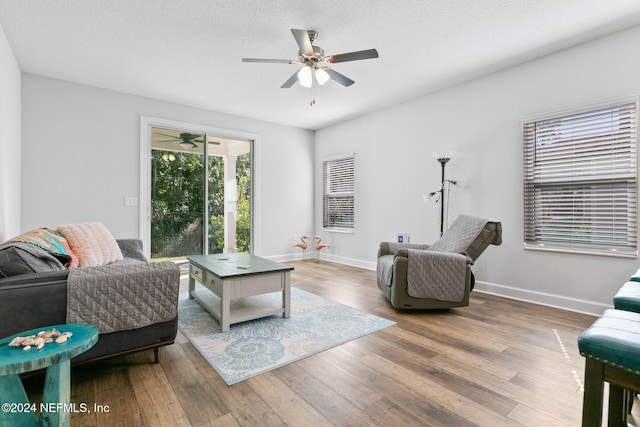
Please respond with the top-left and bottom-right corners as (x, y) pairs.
(187, 253), (293, 332)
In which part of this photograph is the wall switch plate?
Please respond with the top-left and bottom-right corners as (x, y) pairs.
(396, 233), (410, 244)
(124, 197), (139, 206)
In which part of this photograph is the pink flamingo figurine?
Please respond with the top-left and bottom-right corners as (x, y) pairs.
(293, 235), (309, 260)
(314, 235), (330, 261)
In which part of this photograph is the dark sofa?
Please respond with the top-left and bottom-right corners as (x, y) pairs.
(0, 238), (180, 364)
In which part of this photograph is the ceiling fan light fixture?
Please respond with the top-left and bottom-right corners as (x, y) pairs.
(180, 141), (196, 149)
(315, 67), (330, 85)
(298, 66), (313, 88)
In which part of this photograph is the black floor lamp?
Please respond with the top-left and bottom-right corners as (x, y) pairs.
(436, 157), (455, 236)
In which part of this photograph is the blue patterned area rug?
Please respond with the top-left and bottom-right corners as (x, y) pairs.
(177, 288), (395, 385)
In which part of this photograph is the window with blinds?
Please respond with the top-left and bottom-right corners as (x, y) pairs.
(523, 102), (638, 257)
(323, 153), (355, 231)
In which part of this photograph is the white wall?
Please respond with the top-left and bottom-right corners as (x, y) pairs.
(20, 74), (314, 258)
(14, 25), (640, 313)
(315, 25), (640, 314)
(0, 23), (21, 241)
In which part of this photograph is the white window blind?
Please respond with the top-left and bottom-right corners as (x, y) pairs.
(323, 154), (355, 230)
(523, 102), (638, 256)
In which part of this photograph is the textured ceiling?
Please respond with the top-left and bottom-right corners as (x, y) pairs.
(2, 0), (640, 130)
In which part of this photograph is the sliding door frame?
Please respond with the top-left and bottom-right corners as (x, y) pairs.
(139, 115), (258, 260)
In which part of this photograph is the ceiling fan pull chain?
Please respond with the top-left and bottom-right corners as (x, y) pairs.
(310, 86), (315, 106)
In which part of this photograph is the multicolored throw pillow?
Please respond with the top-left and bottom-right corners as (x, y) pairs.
(6, 228), (79, 268)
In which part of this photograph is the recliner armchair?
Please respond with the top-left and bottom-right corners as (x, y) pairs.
(377, 214), (502, 309)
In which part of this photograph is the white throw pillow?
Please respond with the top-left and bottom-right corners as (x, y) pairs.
(57, 222), (123, 267)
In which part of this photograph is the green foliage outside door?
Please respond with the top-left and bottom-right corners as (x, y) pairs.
(150, 129), (252, 260)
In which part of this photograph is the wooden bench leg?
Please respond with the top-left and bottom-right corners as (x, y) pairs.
(626, 390), (636, 414)
(583, 358), (605, 427)
(608, 383), (626, 427)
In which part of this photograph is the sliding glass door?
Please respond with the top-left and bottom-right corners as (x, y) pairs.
(149, 127), (252, 261)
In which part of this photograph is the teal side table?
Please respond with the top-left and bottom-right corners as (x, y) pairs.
(0, 324), (98, 427)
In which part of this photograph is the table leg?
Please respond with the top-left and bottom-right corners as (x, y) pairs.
(188, 275), (195, 299)
(40, 359), (71, 427)
(283, 271), (291, 319)
(0, 374), (37, 426)
(221, 280), (231, 332)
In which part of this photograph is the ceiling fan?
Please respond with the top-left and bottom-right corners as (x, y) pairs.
(155, 132), (203, 149)
(154, 132), (219, 149)
(242, 29), (379, 90)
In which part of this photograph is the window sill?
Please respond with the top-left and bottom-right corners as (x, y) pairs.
(323, 228), (354, 234)
(524, 244), (638, 259)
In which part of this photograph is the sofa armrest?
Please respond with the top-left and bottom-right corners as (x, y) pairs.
(116, 239), (148, 262)
(407, 249), (471, 264)
(378, 242), (391, 257)
(378, 242), (430, 258)
(0, 269), (69, 286)
(404, 249), (473, 265)
(0, 271), (69, 338)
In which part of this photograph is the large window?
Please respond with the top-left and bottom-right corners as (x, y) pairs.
(523, 102), (638, 257)
(323, 153), (355, 231)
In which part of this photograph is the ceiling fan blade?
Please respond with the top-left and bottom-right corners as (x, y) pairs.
(291, 29), (314, 56)
(280, 71), (299, 88)
(326, 68), (355, 87)
(326, 48), (379, 64)
(242, 58), (297, 64)
(155, 132), (180, 139)
(189, 139), (220, 146)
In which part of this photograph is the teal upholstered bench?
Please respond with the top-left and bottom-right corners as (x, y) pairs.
(612, 278), (640, 416)
(613, 281), (640, 313)
(578, 309), (640, 427)
(616, 268), (640, 312)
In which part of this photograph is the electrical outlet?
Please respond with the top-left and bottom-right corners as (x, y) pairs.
(124, 197), (138, 206)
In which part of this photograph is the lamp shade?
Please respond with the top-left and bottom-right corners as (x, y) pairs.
(315, 67), (330, 85)
(298, 66), (313, 88)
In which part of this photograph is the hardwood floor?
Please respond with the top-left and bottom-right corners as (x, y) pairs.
(23, 260), (637, 426)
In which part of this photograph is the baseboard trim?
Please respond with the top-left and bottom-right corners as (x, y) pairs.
(320, 253), (377, 270)
(266, 254), (607, 316)
(266, 252), (377, 270)
(265, 253), (302, 263)
(474, 280), (609, 316)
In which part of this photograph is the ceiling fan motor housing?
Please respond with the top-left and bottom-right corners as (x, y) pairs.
(299, 46), (325, 65)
